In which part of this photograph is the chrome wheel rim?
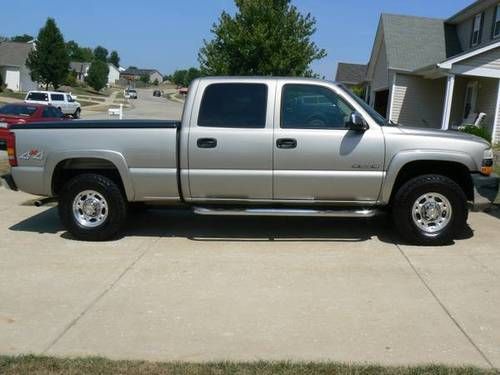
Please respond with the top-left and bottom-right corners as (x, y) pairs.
(72, 190), (109, 228)
(412, 192), (452, 233)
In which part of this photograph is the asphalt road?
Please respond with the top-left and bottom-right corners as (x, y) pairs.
(1, 186), (500, 369)
(83, 88), (184, 121)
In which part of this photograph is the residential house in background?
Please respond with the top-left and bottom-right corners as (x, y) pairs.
(336, 0), (500, 144)
(335, 63), (367, 90)
(0, 41), (38, 92)
(120, 67), (163, 83)
(69, 62), (121, 86)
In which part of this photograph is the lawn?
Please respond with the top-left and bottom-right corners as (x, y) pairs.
(0, 91), (26, 100)
(0, 356), (495, 375)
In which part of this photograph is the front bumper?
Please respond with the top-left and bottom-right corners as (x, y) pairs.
(0, 174), (17, 191)
(471, 173), (499, 211)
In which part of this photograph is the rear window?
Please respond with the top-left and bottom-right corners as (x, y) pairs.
(0, 104), (37, 117)
(51, 93), (65, 101)
(198, 83), (268, 128)
(26, 92), (48, 101)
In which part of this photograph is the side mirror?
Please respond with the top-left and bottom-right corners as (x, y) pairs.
(346, 112), (369, 132)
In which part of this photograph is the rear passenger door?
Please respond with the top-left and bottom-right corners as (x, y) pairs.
(187, 80), (276, 201)
(50, 93), (66, 113)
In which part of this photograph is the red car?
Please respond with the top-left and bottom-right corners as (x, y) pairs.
(0, 103), (68, 150)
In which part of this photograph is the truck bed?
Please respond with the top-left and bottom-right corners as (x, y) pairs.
(9, 120), (182, 201)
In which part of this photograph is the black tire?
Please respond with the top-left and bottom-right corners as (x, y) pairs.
(392, 174), (468, 246)
(58, 174), (127, 241)
(73, 107), (81, 119)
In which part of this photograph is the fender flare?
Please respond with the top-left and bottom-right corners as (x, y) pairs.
(380, 150), (477, 204)
(44, 150), (135, 201)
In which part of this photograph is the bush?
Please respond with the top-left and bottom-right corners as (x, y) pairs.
(85, 60), (109, 91)
(459, 125), (491, 142)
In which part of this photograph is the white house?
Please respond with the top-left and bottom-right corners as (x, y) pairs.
(69, 62), (121, 86)
(0, 41), (38, 92)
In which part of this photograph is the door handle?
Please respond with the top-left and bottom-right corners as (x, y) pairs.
(197, 138), (217, 149)
(276, 138), (297, 149)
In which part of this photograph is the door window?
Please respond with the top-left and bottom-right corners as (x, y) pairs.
(198, 83), (268, 128)
(281, 84), (354, 129)
(471, 13), (483, 47)
(464, 82), (478, 120)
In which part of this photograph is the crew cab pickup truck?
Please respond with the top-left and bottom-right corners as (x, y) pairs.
(1, 77), (498, 245)
(25, 91), (81, 118)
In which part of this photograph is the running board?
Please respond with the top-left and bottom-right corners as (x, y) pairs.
(193, 207), (379, 218)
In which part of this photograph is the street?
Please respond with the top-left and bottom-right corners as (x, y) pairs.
(0, 186), (500, 368)
(82, 88), (184, 121)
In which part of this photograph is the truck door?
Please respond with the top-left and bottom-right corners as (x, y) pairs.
(273, 82), (385, 203)
(187, 80), (275, 201)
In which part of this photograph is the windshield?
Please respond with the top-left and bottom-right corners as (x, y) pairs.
(0, 104), (37, 117)
(339, 85), (389, 126)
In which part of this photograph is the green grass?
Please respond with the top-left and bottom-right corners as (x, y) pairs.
(77, 100), (98, 107)
(64, 86), (114, 97)
(0, 91), (26, 100)
(0, 356), (495, 375)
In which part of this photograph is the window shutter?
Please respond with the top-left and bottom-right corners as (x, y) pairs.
(479, 12), (485, 44)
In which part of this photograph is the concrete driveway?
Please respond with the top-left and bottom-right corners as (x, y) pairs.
(0, 186), (499, 369)
(82, 88), (183, 121)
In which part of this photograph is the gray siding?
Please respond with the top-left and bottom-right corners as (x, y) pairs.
(461, 47), (500, 69)
(456, 3), (500, 52)
(372, 41), (389, 91)
(391, 73), (446, 128)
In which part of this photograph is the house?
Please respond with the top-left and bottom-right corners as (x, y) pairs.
(335, 63), (367, 90)
(69, 62), (121, 86)
(336, 0), (500, 144)
(120, 68), (163, 83)
(0, 41), (38, 92)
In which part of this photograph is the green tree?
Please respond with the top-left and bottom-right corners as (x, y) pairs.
(26, 18), (70, 90)
(66, 40), (93, 61)
(85, 60), (109, 91)
(108, 50), (120, 68)
(198, 0), (326, 76)
(11, 34), (34, 42)
(93, 46), (108, 62)
(172, 69), (188, 86)
(140, 74), (150, 84)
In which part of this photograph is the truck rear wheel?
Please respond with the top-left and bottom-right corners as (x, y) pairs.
(392, 174), (468, 246)
(58, 174), (127, 241)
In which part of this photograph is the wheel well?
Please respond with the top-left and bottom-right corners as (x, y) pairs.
(52, 158), (125, 196)
(390, 160), (474, 203)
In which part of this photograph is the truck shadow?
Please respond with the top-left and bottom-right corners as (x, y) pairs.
(8, 206), (473, 245)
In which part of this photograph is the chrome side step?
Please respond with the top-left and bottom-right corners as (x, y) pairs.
(193, 207), (379, 218)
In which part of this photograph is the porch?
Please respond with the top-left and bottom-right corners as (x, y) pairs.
(388, 42), (500, 144)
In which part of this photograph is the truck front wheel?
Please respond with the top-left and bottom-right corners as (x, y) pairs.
(392, 174), (468, 246)
(58, 174), (127, 241)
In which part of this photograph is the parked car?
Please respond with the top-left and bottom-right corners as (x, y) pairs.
(0, 103), (66, 150)
(1, 77), (498, 245)
(153, 90), (162, 97)
(24, 91), (81, 118)
(125, 89), (137, 99)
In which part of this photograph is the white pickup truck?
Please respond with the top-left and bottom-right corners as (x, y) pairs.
(25, 90), (81, 118)
(1, 77), (498, 244)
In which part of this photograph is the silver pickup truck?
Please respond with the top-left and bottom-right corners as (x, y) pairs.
(1, 77), (498, 245)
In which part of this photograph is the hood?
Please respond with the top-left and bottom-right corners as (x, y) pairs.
(397, 126), (491, 147)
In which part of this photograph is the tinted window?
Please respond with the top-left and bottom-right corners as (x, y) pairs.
(0, 104), (37, 117)
(281, 84), (354, 129)
(198, 83), (267, 128)
(51, 94), (65, 101)
(26, 92), (48, 101)
(43, 107), (62, 118)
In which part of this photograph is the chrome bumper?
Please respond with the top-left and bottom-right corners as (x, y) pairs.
(0, 174), (17, 191)
(471, 173), (499, 211)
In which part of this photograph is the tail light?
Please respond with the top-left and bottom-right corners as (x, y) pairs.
(6, 131), (17, 167)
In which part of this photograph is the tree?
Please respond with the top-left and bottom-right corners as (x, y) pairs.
(170, 68), (202, 87)
(140, 74), (150, 84)
(11, 34), (34, 42)
(85, 60), (109, 91)
(26, 18), (70, 90)
(66, 40), (94, 61)
(108, 51), (120, 68)
(199, 0), (326, 76)
(93, 46), (108, 62)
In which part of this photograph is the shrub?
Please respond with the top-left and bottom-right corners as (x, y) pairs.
(460, 124), (491, 142)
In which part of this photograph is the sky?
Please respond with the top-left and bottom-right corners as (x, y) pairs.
(1, 0), (473, 79)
